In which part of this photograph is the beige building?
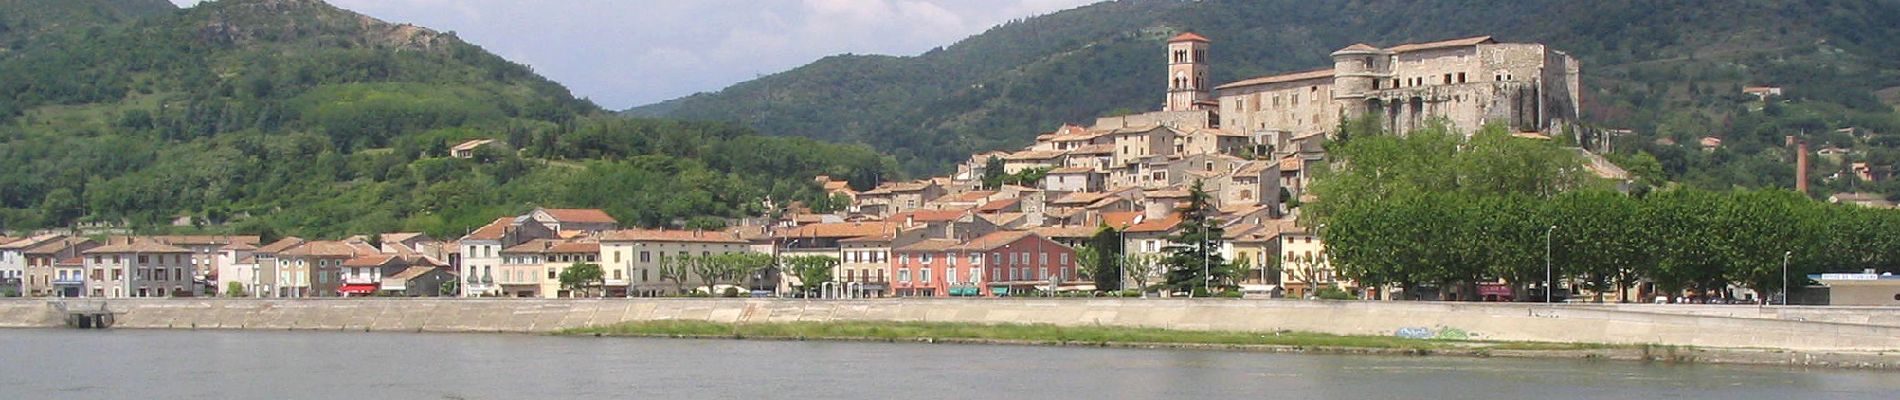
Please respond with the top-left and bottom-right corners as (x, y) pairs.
(599, 229), (753, 297)
(1219, 35), (1580, 140)
(497, 240), (601, 298)
(22, 237), (96, 297)
(81, 239), (196, 298)
(276, 240), (380, 298)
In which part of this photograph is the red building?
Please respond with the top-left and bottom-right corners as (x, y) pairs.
(890, 231), (1078, 297)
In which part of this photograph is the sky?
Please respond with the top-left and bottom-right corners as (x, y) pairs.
(167, 0), (1100, 110)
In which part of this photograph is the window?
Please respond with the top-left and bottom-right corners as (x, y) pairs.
(1443, 73), (1452, 84)
(1060, 254), (1070, 265)
(1039, 253), (1049, 265)
(138, 255), (148, 264)
(920, 253), (932, 263)
(946, 268), (957, 284)
(614, 270), (622, 280)
(900, 253), (909, 265)
(1362, 57), (1373, 68)
(921, 268), (931, 283)
(548, 268), (557, 279)
(1457, 72), (1467, 83)
(899, 269), (911, 282)
(946, 254), (956, 266)
(970, 254), (982, 265)
(992, 253), (1002, 265)
(1009, 267), (1018, 281)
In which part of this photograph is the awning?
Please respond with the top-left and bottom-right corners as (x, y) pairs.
(338, 284), (378, 295)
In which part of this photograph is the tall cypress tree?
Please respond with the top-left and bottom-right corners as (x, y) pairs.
(1164, 179), (1228, 295)
(1087, 226), (1124, 292)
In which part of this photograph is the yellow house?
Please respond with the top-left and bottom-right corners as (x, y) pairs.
(498, 239), (600, 298)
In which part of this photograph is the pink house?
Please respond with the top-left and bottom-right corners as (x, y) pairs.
(890, 231), (1078, 297)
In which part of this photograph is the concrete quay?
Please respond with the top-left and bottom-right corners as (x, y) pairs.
(2, 298), (1898, 353)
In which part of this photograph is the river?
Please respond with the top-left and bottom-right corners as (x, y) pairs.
(1, 329), (1893, 399)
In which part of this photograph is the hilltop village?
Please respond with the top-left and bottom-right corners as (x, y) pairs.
(1, 33), (1612, 300)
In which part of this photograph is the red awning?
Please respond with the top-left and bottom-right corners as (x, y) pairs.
(338, 284), (379, 295)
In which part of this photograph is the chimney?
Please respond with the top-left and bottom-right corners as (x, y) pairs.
(1796, 140), (1810, 195)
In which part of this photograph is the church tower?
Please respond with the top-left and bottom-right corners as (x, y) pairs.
(1164, 32), (1211, 112)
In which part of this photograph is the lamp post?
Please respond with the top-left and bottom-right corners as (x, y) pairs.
(1545, 225), (1556, 304)
(1780, 251), (1792, 306)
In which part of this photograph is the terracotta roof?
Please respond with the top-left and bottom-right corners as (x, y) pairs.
(538, 208), (618, 224)
(236, 256), (258, 264)
(1030, 226), (1101, 239)
(502, 239), (601, 254)
(1049, 167), (1095, 174)
(977, 198), (1021, 212)
(861, 180), (934, 195)
(599, 229), (747, 244)
(463, 217), (514, 241)
(895, 239), (962, 252)
(1168, 32), (1210, 43)
(1085, 196), (1128, 210)
(1334, 43), (1379, 53)
(56, 257), (84, 266)
(84, 240), (191, 254)
(25, 238), (91, 255)
(955, 231), (1036, 251)
(0, 237), (15, 247)
(1235, 160), (1275, 176)
(1386, 35), (1494, 53)
(255, 237), (306, 254)
(1067, 143), (1114, 155)
(343, 254), (402, 268)
(388, 266), (440, 281)
(142, 235), (261, 246)
(1279, 156), (1303, 172)
(978, 212), (1026, 227)
(221, 242), (258, 251)
(952, 191), (999, 202)
(1100, 211), (1144, 230)
(1125, 215), (1183, 233)
(1052, 191), (1110, 205)
(380, 232), (428, 244)
(1004, 150), (1067, 161)
(778, 222), (899, 240)
(279, 241), (379, 258)
(1217, 68), (1335, 89)
(1146, 190), (1191, 198)
(0, 234), (61, 250)
(889, 209), (970, 223)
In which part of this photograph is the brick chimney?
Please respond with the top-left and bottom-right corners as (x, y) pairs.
(1796, 140), (1810, 195)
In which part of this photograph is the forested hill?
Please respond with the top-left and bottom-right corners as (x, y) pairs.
(0, 0), (895, 238)
(632, 0), (1900, 197)
(0, 0), (175, 46)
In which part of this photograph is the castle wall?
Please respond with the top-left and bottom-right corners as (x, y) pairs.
(1217, 79), (1338, 138)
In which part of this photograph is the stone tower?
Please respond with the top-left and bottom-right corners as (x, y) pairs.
(1329, 43), (1384, 119)
(1164, 32), (1211, 112)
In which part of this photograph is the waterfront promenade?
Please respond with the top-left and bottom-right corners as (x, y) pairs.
(5, 298), (1900, 353)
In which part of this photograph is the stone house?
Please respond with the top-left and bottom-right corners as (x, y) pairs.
(458, 217), (555, 297)
(599, 229), (753, 297)
(23, 237), (96, 297)
(81, 239), (196, 298)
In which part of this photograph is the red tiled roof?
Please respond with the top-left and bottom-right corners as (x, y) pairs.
(84, 240), (192, 254)
(1030, 226), (1101, 239)
(976, 198), (1021, 212)
(1100, 211), (1144, 230)
(539, 208), (618, 224)
(279, 241), (378, 258)
(1126, 214), (1183, 233)
(1334, 43), (1378, 52)
(777, 222), (898, 239)
(1168, 32), (1210, 43)
(895, 239), (962, 252)
(343, 254), (401, 268)
(889, 209), (970, 223)
(256, 237), (306, 254)
(598, 229), (747, 244)
(955, 231), (1036, 251)
(1217, 68), (1336, 90)
(463, 217), (514, 241)
(1386, 35), (1494, 53)
(25, 238), (91, 255)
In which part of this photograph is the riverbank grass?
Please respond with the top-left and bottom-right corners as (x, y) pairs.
(558, 320), (1612, 352)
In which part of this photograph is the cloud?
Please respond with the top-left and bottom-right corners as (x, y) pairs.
(170, 0), (1101, 109)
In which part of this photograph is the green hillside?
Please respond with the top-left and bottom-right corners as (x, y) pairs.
(0, 0), (895, 238)
(634, 0), (1900, 198)
(0, 0), (175, 46)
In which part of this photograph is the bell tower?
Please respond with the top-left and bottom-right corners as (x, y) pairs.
(1164, 32), (1211, 112)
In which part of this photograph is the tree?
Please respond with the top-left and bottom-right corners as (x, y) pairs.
(980, 156), (1006, 190)
(658, 254), (692, 295)
(1122, 252), (1162, 295)
(720, 253), (773, 292)
(1085, 227), (1124, 292)
(1162, 179), (1228, 295)
(440, 279), (459, 297)
(559, 262), (604, 298)
(783, 255), (838, 298)
(691, 254), (726, 295)
(225, 281), (247, 297)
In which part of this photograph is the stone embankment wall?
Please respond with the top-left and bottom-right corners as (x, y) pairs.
(2, 299), (1898, 352)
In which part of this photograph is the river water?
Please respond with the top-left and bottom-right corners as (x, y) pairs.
(1, 329), (1893, 399)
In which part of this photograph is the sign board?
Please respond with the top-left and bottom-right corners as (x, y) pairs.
(1477, 283), (1513, 297)
(1819, 273), (1879, 281)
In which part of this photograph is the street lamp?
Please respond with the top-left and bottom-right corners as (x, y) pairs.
(1780, 250), (1792, 306)
(1545, 225), (1556, 304)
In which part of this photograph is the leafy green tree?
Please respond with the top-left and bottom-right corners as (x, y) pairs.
(658, 255), (692, 295)
(1082, 226), (1123, 292)
(980, 156), (1006, 190)
(1162, 179), (1228, 295)
(783, 255), (838, 298)
(225, 281), (247, 297)
(560, 262), (604, 298)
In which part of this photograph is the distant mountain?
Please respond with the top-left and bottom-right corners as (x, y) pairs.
(0, 0), (891, 237)
(633, 0), (1900, 194)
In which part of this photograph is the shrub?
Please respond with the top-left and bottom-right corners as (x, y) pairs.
(1315, 285), (1355, 300)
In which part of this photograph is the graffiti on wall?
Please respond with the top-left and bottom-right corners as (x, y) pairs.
(1394, 326), (1475, 340)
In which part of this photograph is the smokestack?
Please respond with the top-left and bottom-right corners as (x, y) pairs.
(1796, 140), (1810, 195)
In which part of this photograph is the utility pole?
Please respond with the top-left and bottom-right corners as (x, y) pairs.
(1545, 225), (1556, 303)
(1780, 250), (1792, 306)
